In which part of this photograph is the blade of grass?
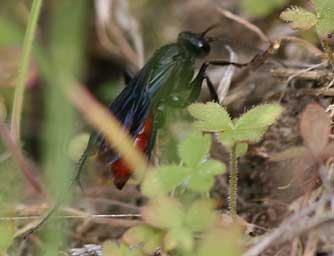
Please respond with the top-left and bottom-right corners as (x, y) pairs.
(66, 85), (148, 180)
(10, 0), (43, 142)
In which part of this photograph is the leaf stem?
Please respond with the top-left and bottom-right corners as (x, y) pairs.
(10, 0), (43, 142)
(229, 143), (238, 221)
(321, 38), (334, 69)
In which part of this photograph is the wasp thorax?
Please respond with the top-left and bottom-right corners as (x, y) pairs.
(177, 31), (211, 58)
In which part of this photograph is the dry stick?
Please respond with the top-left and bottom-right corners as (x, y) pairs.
(66, 85), (148, 178)
(94, 0), (140, 69)
(271, 68), (334, 81)
(243, 194), (331, 256)
(1, 213), (140, 221)
(0, 118), (44, 194)
(217, 7), (270, 43)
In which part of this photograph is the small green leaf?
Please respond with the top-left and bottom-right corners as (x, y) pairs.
(312, 0), (334, 36)
(188, 172), (215, 193)
(280, 7), (317, 30)
(141, 197), (185, 229)
(141, 166), (190, 197)
(0, 220), (14, 252)
(178, 131), (211, 167)
(164, 227), (193, 252)
(123, 225), (163, 254)
(234, 104), (283, 143)
(185, 200), (217, 232)
(200, 160), (226, 175)
(188, 102), (233, 132)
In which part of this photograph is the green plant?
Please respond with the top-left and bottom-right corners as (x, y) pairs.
(121, 197), (242, 256)
(188, 102), (283, 220)
(142, 131), (226, 196)
(280, 0), (334, 64)
(119, 130), (240, 255)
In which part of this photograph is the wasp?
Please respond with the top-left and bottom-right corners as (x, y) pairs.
(78, 24), (278, 189)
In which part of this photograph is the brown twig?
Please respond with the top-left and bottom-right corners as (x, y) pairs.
(271, 68), (334, 81)
(217, 7), (270, 43)
(243, 194), (332, 256)
(0, 117), (44, 194)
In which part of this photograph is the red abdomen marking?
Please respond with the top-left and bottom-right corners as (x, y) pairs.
(111, 116), (153, 189)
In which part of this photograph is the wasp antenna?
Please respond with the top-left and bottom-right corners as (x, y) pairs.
(200, 23), (220, 37)
(206, 37), (218, 43)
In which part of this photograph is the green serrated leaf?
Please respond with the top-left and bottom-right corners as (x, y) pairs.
(141, 166), (190, 198)
(185, 200), (217, 232)
(188, 102), (233, 132)
(0, 220), (14, 252)
(200, 160), (226, 176)
(178, 131), (211, 167)
(188, 172), (215, 193)
(164, 227), (193, 252)
(234, 104), (283, 143)
(280, 7), (317, 30)
(312, 0), (334, 36)
(141, 197), (185, 229)
(219, 130), (236, 147)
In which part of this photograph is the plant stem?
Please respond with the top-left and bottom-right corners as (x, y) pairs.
(229, 143), (238, 221)
(10, 0), (43, 142)
(321, 38), (334, 69)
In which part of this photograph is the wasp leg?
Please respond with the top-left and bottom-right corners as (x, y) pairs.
(204, 75), (219, 103)
(146, 107), (165, 158)
(188, 59), (250, 103)
(188, 63), (218, 103)
(123, 69), (135, 85)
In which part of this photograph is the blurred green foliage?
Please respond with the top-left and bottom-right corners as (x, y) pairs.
(241, 0), (288, 17)
(142, 131), (225, 197)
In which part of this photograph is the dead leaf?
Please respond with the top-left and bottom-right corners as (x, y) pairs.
(300, 103), (331, 156)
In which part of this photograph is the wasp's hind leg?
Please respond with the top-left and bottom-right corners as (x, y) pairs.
(123, 69), (135, 85)
(204, 75), (219, 103)
(188, 63), (219, 103)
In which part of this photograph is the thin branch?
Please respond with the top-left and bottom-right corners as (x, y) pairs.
(243, 195), (332, 256)
(66, 84), (149, 181)
(271, 68), (334, 81)
(0, 118), (44, 194)
(217, 7), (270, 43)
(0, 213), (140, 221)
(10, 0), (43, 142)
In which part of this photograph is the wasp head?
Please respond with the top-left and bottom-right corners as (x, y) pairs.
(177, 24), (218, 58)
